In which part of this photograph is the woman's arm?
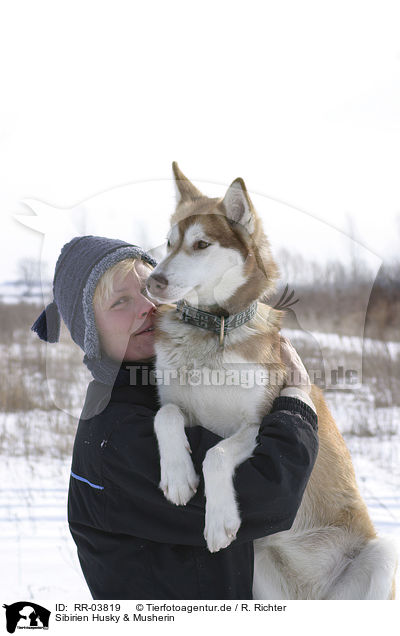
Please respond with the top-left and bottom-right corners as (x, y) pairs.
(68, 397), (317, 548)
(220, 396), (317, 544)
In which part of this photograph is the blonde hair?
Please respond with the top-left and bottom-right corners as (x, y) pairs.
(93, 258), (153, 309)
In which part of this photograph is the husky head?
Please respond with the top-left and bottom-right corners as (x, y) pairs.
(147, 162), (279, 313)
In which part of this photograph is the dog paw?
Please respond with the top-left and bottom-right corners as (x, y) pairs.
(204, 500), (241, 553)
(159, 451), (200, 506)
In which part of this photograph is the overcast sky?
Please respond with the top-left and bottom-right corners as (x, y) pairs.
(1, 0), (399, 282)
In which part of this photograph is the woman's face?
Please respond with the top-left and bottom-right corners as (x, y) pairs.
(94, 261), (157, 362)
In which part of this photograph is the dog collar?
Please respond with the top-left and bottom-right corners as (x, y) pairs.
(176, 300), (258, 346)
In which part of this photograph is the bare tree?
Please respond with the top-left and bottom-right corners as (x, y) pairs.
(17, 258), (44, 297)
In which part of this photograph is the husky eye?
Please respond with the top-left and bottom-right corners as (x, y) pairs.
(193, 240), (211, 250)
(166, 239), (171, 248)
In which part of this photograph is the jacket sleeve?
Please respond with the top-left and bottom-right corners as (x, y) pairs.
(69, 397), (318, 547)
(230, 396), (318, 543)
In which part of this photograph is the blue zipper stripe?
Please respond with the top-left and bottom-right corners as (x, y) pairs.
(70, 471), (104, 490)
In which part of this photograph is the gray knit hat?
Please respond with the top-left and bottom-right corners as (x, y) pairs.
(31, 235), (157, 384)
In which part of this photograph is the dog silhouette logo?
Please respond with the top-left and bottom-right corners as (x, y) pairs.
(2, 602), (50, 633)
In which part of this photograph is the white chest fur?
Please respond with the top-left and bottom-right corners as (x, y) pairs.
(154, 311), (279, 438)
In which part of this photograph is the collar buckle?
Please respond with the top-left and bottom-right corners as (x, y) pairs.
(219, 316), (225, 347)
(176, 299), (258, 346)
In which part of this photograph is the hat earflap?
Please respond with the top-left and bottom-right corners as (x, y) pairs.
(31, 301), (61, 343)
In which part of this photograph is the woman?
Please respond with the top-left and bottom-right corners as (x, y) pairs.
(32, 235), (318, 600)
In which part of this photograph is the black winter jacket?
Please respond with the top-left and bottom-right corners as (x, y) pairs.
(68, 362), (318, 600)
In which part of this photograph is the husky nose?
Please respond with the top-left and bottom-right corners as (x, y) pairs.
(148, 272), (169, 291)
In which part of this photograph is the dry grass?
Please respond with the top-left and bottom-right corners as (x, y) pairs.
(275, 251), (400, 342)
(0, 302), (91, 457)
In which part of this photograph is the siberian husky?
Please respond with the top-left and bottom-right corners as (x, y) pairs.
(146, 162), (397, 600)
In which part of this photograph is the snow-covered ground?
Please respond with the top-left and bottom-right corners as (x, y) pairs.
(0, 456), (90, 599)
(286, 328), (400, 359)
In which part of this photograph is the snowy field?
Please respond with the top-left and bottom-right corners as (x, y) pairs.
(0, 457), (89, 599)
(0, 327), (399, 600)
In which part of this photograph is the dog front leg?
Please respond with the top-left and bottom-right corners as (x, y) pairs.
(203, 424), (259, 552)
(154, 403), (200, 506)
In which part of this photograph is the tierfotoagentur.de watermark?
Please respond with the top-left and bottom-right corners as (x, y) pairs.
(126, 364), (360, 389)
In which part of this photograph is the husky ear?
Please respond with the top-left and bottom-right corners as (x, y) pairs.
(172, 161), (203, 202)
(222, 178), (255, 235)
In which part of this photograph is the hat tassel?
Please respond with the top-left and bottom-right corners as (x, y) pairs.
(31, 301), (61, 343)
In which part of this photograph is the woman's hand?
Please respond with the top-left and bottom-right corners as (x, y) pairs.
(280, 336), (311, 395)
